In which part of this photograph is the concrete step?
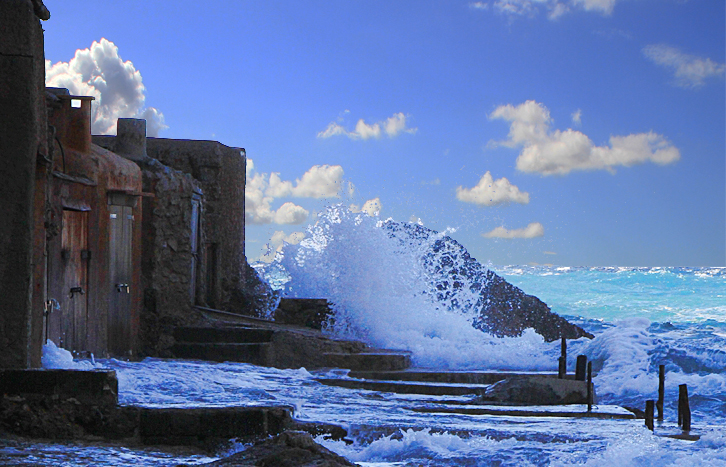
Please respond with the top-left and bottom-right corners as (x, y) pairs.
(411, 404), (635, 419)
(139, 406), (294, 446)
(171, 342), (273, 365)
(173, 326), (275, 344)
(323, 351), (411, 372)
(347, 370), (569, 385)
(316, 378), (489, 396)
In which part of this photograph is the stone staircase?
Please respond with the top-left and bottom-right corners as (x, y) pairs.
(315, 369), (636, 419)
(171, 326), (276, 366)
(170, 323), (411, 372)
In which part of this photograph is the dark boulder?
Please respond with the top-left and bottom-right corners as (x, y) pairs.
(479, 376), (591, 405)
(202, 430), (356, 466)
(383, 222), (593, 342)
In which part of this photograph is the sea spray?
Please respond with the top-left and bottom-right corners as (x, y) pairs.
(269, 205), (558, 369)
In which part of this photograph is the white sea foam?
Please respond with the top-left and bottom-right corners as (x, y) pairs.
(274, 205), (556, 370)
(41, 340), (99, 370)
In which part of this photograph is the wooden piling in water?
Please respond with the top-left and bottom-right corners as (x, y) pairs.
(587, 361), (593, 413)
(678, 384), (691, 432)
(558, 336), (567, 379)
(645, 400), (655, 431)
(657, 364), (665, 421)
(575, 355), (587, 381)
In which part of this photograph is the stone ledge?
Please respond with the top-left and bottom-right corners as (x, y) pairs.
(0, 369), (118, 406)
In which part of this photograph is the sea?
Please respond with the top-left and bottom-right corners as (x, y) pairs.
(2, 205), (724, 466)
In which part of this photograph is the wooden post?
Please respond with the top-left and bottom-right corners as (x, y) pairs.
(575, 355), (587, 381)
(558, 335), (567, 379)
(645, 400), (655, 431)
(657, 364), (665, 421)
(587, 361), (593, 412)
(678, 384), (691, 432)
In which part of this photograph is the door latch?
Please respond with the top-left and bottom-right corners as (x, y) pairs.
(69, 287), (85, 299)
(116, 283), (130, 293)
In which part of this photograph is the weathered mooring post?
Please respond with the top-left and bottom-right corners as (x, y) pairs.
(645, 400), (655, 431)
(657, 364), (665, 421)
(587, 361), (593, 412)
(678, 384), (691, 431)
(575, 355), (587, 381)
(558, 335), (567, 379)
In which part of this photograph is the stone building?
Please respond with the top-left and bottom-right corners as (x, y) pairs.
(94, 124), (263, 356)
(0, 0), (267, 367)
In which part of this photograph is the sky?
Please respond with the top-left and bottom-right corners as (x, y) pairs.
(42, 0), (725, 267)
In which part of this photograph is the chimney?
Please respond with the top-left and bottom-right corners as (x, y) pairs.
(46, 88), (94, 154)
(115, 118), (147, 162)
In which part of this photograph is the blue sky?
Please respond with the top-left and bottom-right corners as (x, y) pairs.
(43, 0), (724, 266)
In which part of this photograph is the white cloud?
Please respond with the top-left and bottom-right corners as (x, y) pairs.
(350, 197), (383, 217)
(246, 171), (309, 225)
(246, 161), (345, 224)
(483, 222), (544, 239)
(643, 44), (726, 89)
(259, 231), (306, 263)
(318, 112), (417, 140)
(456, 171), (530, 206)
(490, 100), (680, 176)
(478, 0), (618, 20)
(265, 165), (344, 199)
(543, 251), (557, 255)
(571, 0), (616, 15)
(362, 198), (382, 216)
(571, 109), (582, 126)
(45, 38), (167, 136)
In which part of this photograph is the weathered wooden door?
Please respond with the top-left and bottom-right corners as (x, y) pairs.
(58, 209), (89, 352)
(190, 194), (201, 304)
(108, 204), (133, 356)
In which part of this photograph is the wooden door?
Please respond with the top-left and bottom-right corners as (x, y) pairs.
(57, 209), (88, 352)
(108, 204), (133, 356)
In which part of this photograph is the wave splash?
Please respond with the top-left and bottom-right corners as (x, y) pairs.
(264, 205), (557, 369)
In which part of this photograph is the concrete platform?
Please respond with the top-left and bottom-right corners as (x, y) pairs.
(411, 404), (635, 419)
(170, 342), (274, 365)
(173, 326), (275, 344)
(316, 378), (491, 396)
(139, 406), (294, 446)
(347, 370), (572, 385)
(0, 369), (118, 406)
(323, 352), (412, 372)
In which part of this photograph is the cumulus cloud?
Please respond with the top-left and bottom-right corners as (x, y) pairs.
(246, 159), (345, 225)
(318, 112), (417, 140)
(456, 172), (530, 206)
(490, 100), (680, 175)
(643, 44), (725, 89)
(45, 38), (167, 136)
(483, 222), (544, 239)
(350, 198), (383, 217)
(265, 165), (344, 199)
(571, 109), (582, 126)
(473, 0), (617, 20)
(259, 231), (306, 263)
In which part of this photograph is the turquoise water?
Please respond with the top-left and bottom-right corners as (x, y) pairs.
(2, 208), (724, 465)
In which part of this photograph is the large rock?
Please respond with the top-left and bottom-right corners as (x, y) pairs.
(479, 376), (592, 405)
(202, 430), (356, 466)
(384, 222), (593, 342)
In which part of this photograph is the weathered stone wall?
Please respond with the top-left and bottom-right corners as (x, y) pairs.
(94, 133), (205, 356)
(138, 159), (203, 355)
(144, 139), (253, 313)
(0, 0), (48, 368)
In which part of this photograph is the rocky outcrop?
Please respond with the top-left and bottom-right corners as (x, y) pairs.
(202, 431), (356, 467)
(479, 376), (591, 405)
(384, 222), (593, 341)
